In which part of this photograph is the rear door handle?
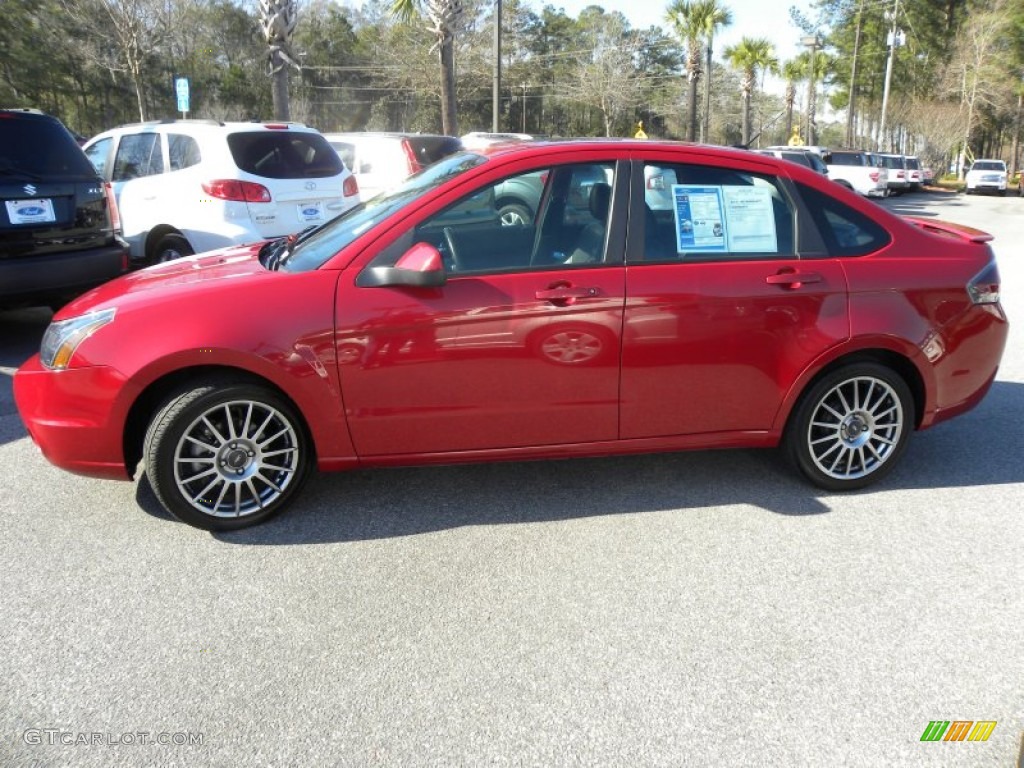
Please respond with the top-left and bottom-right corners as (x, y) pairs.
(766, 271), (822, 287)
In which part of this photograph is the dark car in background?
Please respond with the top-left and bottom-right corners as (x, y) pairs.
(1, 108), (128, 308)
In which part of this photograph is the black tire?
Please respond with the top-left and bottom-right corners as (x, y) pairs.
(144, 378), (312, 530)
(497, 201), (532, 227)
(784, 363), (913, 492)
(152, 233), (194, 264)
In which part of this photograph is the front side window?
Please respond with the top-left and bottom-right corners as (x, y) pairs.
(111, 133), (164, 181)
(366, 162), (616, 276)
(640, 162), (795, 262)
(83, 137), (112, 178)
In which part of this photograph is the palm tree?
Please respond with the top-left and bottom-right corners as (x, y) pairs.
(780, 58), (806, 143)
(391, 0), (465, 135)
(724, 37), (776, 146)
(259, 0), (299, 120)
(666, 0), (732, 142)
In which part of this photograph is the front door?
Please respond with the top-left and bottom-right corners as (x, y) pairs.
(337, 160), (628, 456)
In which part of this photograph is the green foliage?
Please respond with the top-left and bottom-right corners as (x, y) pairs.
(0, 0), (1018, 156)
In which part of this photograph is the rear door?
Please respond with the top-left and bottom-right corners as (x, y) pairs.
(621, 156), (850, 439)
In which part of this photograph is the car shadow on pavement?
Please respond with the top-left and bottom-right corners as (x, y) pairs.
(201, 380), (1024, 546)
(881, 190), (965, 218)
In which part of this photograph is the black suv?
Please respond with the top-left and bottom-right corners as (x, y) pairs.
(1, 108), (129, 308)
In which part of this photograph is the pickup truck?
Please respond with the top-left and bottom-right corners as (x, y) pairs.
(822, 149), (889, 198)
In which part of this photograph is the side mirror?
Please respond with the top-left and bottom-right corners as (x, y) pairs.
(356, 242), (447, 288)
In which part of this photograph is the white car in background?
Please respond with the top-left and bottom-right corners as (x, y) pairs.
(965, 159), (1008, 195)
(83, 120), (360, 264)
(323, 132), (462, 200)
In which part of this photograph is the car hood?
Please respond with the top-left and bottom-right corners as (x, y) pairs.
(57, 243), (269, 317)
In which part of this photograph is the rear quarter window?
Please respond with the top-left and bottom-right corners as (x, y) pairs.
(228, 131), (343, 179)
(797, 183), (892, 256)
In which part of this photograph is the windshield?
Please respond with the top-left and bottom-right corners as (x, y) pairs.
(282, 152), (487, 272)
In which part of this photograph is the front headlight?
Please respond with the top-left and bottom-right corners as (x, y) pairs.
(40, 308), (117, 370)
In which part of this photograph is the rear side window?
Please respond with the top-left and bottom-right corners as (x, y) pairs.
(112, 133), (164, 181)
(0, 114), (98, 179)
(640, 162), (795, 262)
(228, 131), (343, 179)
(797, 183), (891, 256)
(168, 134), (201, 171)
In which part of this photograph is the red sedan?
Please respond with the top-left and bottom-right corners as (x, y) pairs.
(14, 140), (1008, 530)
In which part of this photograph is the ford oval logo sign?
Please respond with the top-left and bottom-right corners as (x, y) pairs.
(301, 207), (319, 217)
(17, 205), (45, 216)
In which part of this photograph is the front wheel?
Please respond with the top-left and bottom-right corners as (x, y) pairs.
(144, 379), (312, 530)
(785, 363), (913, 491)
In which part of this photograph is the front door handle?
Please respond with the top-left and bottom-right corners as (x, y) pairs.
(766, 271), (822, 288)
(536, 286), (600, 304)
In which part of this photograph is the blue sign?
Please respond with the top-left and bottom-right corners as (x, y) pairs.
(175, 77), (190, 113)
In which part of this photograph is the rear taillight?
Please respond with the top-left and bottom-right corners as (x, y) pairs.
(343, 175), (359, 197)
(401, 139), (422, 175)
(202, 180), (272, 203)
(102, 181), (121, 231)
(968, 261), (1001, 305)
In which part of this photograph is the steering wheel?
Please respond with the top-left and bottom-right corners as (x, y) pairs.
(442, 227), (462, 272)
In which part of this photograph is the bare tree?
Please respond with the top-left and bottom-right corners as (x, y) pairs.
(61, 0), (174, 121)
(940, 1), (1013, 175)
(561, 10), (644, 137)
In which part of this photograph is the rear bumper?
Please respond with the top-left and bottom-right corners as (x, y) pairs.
(13, 355), (132, 480)
(0, 240), (129, 304)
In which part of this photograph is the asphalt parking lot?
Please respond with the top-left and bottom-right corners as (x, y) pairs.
(1, 189), (1022, 767)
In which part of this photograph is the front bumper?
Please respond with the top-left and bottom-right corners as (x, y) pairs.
(13, 355), (132, 480)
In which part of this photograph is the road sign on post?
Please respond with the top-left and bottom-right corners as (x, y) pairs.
(175, 77), (190, 117)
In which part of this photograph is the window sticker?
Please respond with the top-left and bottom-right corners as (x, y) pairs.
(672, 186), (726, 253)
(672, 184), (778, 254)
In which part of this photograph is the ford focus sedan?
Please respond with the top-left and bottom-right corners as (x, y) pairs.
(14, 140), (1008, 530)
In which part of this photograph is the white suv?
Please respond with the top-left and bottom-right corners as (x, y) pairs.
(965, 159), (1008, 195)
(83, 120), (360, 264)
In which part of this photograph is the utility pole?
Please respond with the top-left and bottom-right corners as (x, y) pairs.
(492, 0), (502, 133)
(877, 0), (904, 152)
(521, 83), (528, 133)
(846, 0), (865, 147)
(801, 35), (821, 145)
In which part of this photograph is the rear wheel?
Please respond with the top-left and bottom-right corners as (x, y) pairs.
(152, 233), (194, 264)
(785, 363), (913, 491)
(144, 379), (312, 530)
